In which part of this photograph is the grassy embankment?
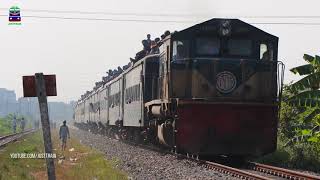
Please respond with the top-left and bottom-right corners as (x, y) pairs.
(255, 138), (320, 173)
(0, 130), (127, 180)
(0, 116), (15, 136)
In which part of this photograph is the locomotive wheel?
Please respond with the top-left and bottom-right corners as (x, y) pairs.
(228, 156), (246, 167)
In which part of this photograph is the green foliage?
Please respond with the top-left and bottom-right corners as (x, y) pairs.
(0, 115), (13, 136)
(290, 64), (314, 75)
(288, 90), (320, 107)
(0, 132), (45, 180)
(289, 72), (320, 93)
(286, 53), (320, 145)
(0, 114), (32, 136)
(288, 54), (320, 99)
(260, 53), (320, 172)
(0, 131), (127, 179)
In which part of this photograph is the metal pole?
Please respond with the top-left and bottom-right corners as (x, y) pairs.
(35, 73), (56, 180)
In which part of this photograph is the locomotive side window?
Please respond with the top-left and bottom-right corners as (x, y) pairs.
(196, 37), (220, 55)
(172, 40), (189, 61)
(227, 39), (252, 56)
(260, 44), (268, 60)
(260, 43), (273, 60)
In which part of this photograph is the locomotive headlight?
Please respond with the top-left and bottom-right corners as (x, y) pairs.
(220, 19), (232, 36)
(221, 19), (231, 28)
(221, 28), (231, 36)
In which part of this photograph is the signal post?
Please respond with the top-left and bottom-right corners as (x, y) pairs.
(23, 73), (57, 180)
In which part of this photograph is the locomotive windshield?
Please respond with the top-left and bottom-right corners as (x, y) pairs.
(172, 37), (255, 60)
(196, 37), (220, 56)
(195, 38), (253, 58)
(227, 39), (252, 56)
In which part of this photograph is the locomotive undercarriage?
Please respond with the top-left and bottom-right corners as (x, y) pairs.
(74, 115), (179, 154)
(74, 121), (157, 145)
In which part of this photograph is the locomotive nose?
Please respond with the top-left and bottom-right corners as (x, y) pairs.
(175, 103), (277, 156)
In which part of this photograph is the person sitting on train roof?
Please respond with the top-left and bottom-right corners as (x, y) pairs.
(142, 39), (150, 53)
(160, 30), (171, 40)
(155, 37), (160, 43)
(164, 30), (170, 37)
(134, 49), (147, 62)
(123, 62), (131, 71)
(146, 34), (152, 48)
(150, 41), (159, 54)
(130, 57), (136, 63)
(117, 66), (123, 74)
(107, 69), (113, 76)
(102, 76), (107, 83)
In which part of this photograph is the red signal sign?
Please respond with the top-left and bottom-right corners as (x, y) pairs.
(23, 75), (57, 97)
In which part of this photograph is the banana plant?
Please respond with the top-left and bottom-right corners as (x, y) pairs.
(288, 54), (320, 107)
(284, 54), (320, 145)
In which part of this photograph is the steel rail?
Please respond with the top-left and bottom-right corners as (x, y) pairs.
(202, 160), (271, 180)
(0, 129), (36, 147)
(0, 133), (19, 140)
(248, 162), (320, 180)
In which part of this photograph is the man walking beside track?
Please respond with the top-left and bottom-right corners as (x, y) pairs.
(59, 120), (70, 151)
(12, 115), (17, 133)
(20, 117), (25, 132)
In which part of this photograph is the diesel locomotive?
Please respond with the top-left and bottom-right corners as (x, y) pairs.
(74, 18), (284, 158)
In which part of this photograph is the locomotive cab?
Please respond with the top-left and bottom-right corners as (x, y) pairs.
(159, 19), (279, 102)
(153, 18), (284, 157)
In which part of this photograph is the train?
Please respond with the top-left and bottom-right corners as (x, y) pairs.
(74, 18), (284, 158)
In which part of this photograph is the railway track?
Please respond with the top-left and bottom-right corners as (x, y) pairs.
(77, 126), (320, 180)
(245, 162), (320, 180)
(0, 129), (36, 148)
(123, 140), (320, 179)
(202, 160), (320, 180)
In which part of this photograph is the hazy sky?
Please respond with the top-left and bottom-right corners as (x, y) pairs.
(1, 0), (320, 102)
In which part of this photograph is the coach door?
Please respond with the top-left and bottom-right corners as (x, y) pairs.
(123, 65), (143, 127)
(108, 80), (121, 125)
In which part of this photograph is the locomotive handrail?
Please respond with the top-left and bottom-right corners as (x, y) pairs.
(277, 61), (285, 99)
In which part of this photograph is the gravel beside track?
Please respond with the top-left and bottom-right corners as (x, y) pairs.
(71, 128), (237, 180)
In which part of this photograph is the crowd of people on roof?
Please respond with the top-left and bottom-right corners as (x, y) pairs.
(100, 33), (164, 86)
(79, 31), (172, 101)
(131, 32), (171, 63)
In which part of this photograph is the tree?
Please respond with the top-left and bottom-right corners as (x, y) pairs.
(287, 54), (320, 143)
(289, 54), (320, 106)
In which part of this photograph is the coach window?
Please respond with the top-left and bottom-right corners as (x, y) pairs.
(109, 95), (113, 107)
(116, 92), (120, 106)
(172, 40), (189, 61)
(196, 37), (220, 56)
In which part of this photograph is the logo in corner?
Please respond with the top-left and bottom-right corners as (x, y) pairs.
(216, 71), (237, 93)
(8, 6), (21, 25)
